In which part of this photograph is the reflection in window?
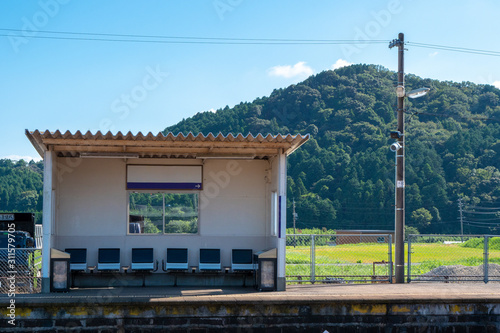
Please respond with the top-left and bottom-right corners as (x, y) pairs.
(129, 192), (198, 234)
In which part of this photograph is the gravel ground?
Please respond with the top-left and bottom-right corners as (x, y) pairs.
(415, 263), (500, 282)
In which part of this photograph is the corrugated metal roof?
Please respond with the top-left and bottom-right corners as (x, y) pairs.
(26, 130), (309, 159)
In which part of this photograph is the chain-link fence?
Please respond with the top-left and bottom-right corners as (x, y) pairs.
(0, 248), (42, 294)
(407, 235), (500, 283)
(286, 234), (393, 284)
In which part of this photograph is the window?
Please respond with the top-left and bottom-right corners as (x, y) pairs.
(129, 192), (199, 234)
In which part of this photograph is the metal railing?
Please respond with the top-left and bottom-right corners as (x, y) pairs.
(35, 224), (43, 249)
(407, 234), (500, 283)
(0, 248), (42, 294)
(286, 234), (393, 284)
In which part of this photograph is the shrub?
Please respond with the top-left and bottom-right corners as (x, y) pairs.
(461, 237), (500, 250)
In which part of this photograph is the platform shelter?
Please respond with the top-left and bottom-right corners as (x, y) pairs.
(26, 130), (308, 292)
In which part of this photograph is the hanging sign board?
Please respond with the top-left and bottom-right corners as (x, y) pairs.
(127, 165), (202, 190)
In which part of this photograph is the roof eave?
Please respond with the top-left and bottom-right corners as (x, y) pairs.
(26, 130), (310, 159)
(285, 134), (310, 156)
(25, 129), (46, 158)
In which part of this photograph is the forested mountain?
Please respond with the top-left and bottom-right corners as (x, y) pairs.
(0, 159), (44, 222)
(2, 64), (500, 234)
(166, 64), (500, 235)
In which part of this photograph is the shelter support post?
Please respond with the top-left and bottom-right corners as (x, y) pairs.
(277, 151), (287, 291)
(41, 151), (55, 293)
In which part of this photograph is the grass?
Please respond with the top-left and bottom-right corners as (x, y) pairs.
(461, 237), (500, 250)
(286, 242), (500, 280)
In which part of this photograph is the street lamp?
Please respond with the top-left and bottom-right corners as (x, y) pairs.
(406, 87), (430, 99)
(396, 87), (430, 99)
(389, 33), (430, 284)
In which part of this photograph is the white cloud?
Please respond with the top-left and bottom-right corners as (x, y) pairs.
(493, 81), (500, 89)
(268, 61), (314, 79)
(429, 51), (439, 57)
(1, 155), (42, 162)
(208, 108), (217, 113)
(331, 59), (352, 70)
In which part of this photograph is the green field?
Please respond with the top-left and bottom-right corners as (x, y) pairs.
(286, 242), (500, 280)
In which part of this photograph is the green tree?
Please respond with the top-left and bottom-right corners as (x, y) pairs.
(410, 208), (433, 232)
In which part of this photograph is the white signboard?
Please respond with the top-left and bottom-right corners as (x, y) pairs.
(127, 165), (202, 190)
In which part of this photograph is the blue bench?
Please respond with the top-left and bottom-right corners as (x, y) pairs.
(131, 248), (157, 271)
(231, 249), (255, 271)
(164, 248), (189, 271)
(199, 248), (221, 271)
(65, 248), (87, 272)
(97, 248), (121, 271)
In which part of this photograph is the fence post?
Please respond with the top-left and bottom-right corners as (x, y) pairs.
(484, 235), (489, 284)
(388, 234), (393, 283)
(310, 234), (315, 284)
(407, 234), (412, 283)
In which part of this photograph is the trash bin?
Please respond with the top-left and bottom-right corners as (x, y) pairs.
(255, 248), (277, 291)
(50, 248), (70, 292)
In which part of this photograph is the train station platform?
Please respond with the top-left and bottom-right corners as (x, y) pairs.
(2, 283), (500, 332)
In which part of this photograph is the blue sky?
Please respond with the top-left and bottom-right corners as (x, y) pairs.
(1, 0), (500, 161)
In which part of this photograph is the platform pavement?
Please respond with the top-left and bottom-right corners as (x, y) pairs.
(2, 283), (500, 331)
(3, 282), (499, 305)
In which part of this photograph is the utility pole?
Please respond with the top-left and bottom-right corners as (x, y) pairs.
(458, 198), (464, 241)
(389, 32), (405, 284)
(293, 199), (297, 247)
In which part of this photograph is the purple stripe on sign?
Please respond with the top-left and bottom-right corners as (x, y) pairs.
(127, 182), (202, 190)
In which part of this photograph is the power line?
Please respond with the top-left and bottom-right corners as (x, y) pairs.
(466, 206), (500, 210)
(0, 28), (389, 45)
(464, 221), (500, 227)
(464, 210), (499, 215)
(0, 28), (390, 42)
(464, 218), (500, 222)
(4, 28), (500, 57)
(431, 221), (465, 225)
(408, 41), (500, 57)
(0, 34), (371, 45)
(4, 27), (500, 59)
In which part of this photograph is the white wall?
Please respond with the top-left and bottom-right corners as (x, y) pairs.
(200, 159), (267, 236)
(57, 158), (127, 237)
(54, 157), (272, 267)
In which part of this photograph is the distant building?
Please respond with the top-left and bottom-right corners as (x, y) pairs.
(335, 230), (395, 245)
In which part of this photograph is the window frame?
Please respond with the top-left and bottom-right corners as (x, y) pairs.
(127, 190), (200, 236)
